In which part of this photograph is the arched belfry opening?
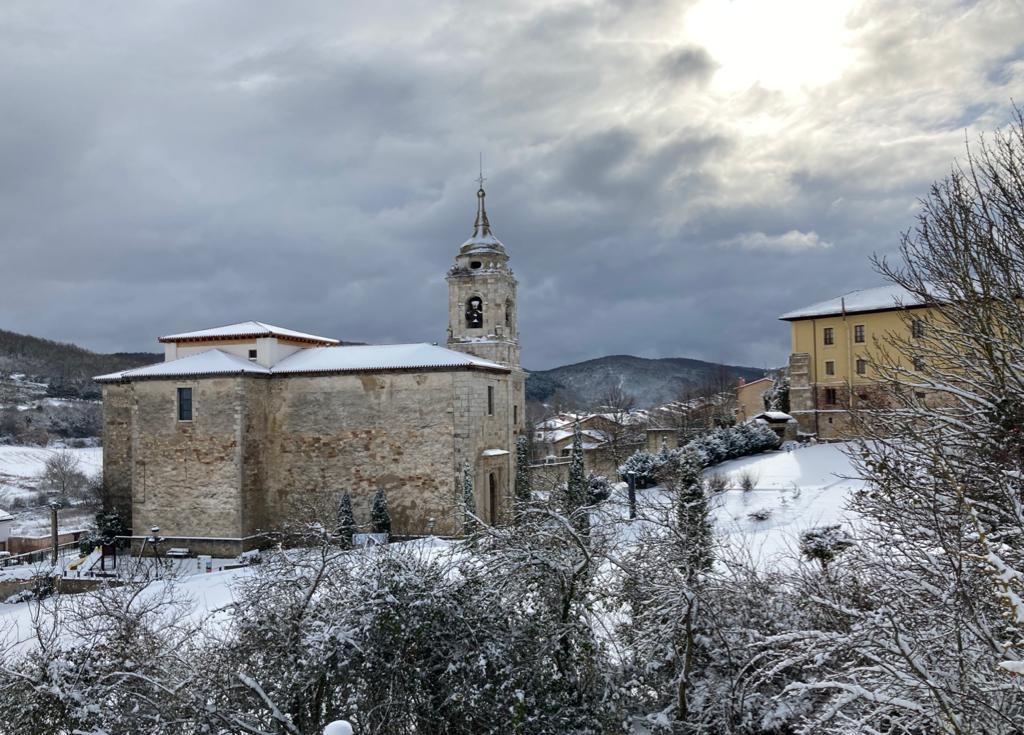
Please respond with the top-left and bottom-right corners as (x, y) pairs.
(466, 297), (483, 328)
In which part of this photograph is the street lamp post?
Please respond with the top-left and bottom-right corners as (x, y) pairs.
(49, 501), (60, 565)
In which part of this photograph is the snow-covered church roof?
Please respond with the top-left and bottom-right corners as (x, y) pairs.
(159, 321), (339, 345)
(95, 343), (508, 382)
(779, 285), (928, 321)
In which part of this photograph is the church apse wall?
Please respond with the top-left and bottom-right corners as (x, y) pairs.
(260, 371), (462, 537)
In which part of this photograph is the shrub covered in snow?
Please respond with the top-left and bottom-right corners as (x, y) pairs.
(619, 422), (781, 485)
(799, 524), (855, 570)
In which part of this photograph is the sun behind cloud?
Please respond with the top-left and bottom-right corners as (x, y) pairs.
(684, 0), (858, 93)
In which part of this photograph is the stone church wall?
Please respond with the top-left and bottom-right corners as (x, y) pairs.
(260, 371), (463, 537)
(129, 377), (245, 540)
(101, 384), (134, 527)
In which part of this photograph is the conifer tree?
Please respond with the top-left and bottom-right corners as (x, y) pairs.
(674, 455), (713, 579)
(514, 436), (532, 510)
(336, 492), (357, 549)
(566, 421), (589, 535)
(462, 461), (478, 534)
(371, 489), (391, 536)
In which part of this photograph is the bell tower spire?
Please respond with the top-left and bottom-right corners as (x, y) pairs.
(473, 154), (492, 238)
(446, 173), (520, 369)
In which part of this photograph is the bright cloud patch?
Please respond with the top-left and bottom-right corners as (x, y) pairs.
(727, 230), (833, 252)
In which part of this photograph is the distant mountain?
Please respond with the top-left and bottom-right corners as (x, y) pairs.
(0, 329), (158, 401)
(526, 354), (768, 409)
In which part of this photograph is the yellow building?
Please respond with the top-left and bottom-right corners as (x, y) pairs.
(780, 285), (930, 439)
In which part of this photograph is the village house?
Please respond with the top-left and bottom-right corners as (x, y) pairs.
(734, 376), (774, 423)
(96, 186), (526, 554)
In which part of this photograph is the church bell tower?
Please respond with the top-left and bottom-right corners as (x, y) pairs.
(446, 183), (521, 369)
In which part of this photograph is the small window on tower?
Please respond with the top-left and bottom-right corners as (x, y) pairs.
(466, 297), (484, 328)
(487, 385), (495, 416)
(470, 261), (482, 269)
(505, 300), (512, 327)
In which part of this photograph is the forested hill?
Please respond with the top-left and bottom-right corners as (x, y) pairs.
(0, 328), (158, 400)
(526, 354), (768, 409)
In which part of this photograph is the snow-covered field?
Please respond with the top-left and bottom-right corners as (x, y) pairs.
(0, 445), (102, 493)
(707, 442), (865, 565)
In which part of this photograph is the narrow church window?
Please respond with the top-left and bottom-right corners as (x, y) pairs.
(505, 301), (512, 327)
(513, 405), (518, 424)
(466, 297), (483, 328)
(487, 386), (494, 415)
(177, 387), (193, 422)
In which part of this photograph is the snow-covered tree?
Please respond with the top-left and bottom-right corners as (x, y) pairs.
(461, 461), (478, 535)
(799, 524), (854, 572)
(757, 111), (1024, 733)
(564, 421), (589, 536)
(370, 488), (391, 536)
(336, 491), (356, 549)
(514, 435), (532, 510)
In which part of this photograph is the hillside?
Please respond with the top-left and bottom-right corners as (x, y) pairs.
(0, 328), (158, 401)
(526, 354), (768, 409)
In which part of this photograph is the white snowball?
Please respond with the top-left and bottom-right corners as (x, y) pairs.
(323, 721), (353, 735)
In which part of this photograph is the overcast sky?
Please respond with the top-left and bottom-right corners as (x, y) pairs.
(1, 1), (1022, 370)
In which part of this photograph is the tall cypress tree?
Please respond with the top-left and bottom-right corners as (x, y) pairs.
(673, 451), (713, 579)
(566, 421), (589, 535)
(336, 492), (357, 549)
(371, 489), (391, 536)
(462, 461), (478, 534)
(514, 435), (532, 509)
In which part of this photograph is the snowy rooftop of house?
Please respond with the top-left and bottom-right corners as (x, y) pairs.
(752, 411), (796, 422)
(779, 285), (928, 321)
(0, 509), (13, 522)
(95, 343), (507, 382)
(159, 321), (339, 345)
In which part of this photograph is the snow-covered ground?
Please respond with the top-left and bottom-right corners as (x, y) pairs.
(0, 444), (865, 654)
(707, 442), (865, 565)
(0, 446), (102, 487)
(0, 445), (102, 494)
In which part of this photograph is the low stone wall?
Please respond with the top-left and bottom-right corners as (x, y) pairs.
(6, 530), (85, 555)
(126, 534), (263, 558)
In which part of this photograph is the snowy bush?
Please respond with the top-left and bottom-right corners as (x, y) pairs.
(799, 524), (854, 570)
(618, 449), (662, 488)
(587, 474), (612, 503)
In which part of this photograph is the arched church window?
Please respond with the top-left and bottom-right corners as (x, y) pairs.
(466, 297), (483, 328)
(504, 300), (513, 327)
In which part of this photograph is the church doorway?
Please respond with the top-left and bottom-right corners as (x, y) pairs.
(488, 473), (498, 524)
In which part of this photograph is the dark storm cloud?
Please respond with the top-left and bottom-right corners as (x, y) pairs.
(0, 0), (1022, 372)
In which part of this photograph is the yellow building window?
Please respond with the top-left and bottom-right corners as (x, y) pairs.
(823, 327), (834, 345)
(854, 324), (865, 343)
(856, 358), (867, 375)
(825, 360), (835, 376)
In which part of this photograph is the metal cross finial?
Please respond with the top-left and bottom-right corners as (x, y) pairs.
(476, 152), (486, 190)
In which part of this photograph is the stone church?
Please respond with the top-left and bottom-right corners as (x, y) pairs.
(97, 187), (526, 554)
